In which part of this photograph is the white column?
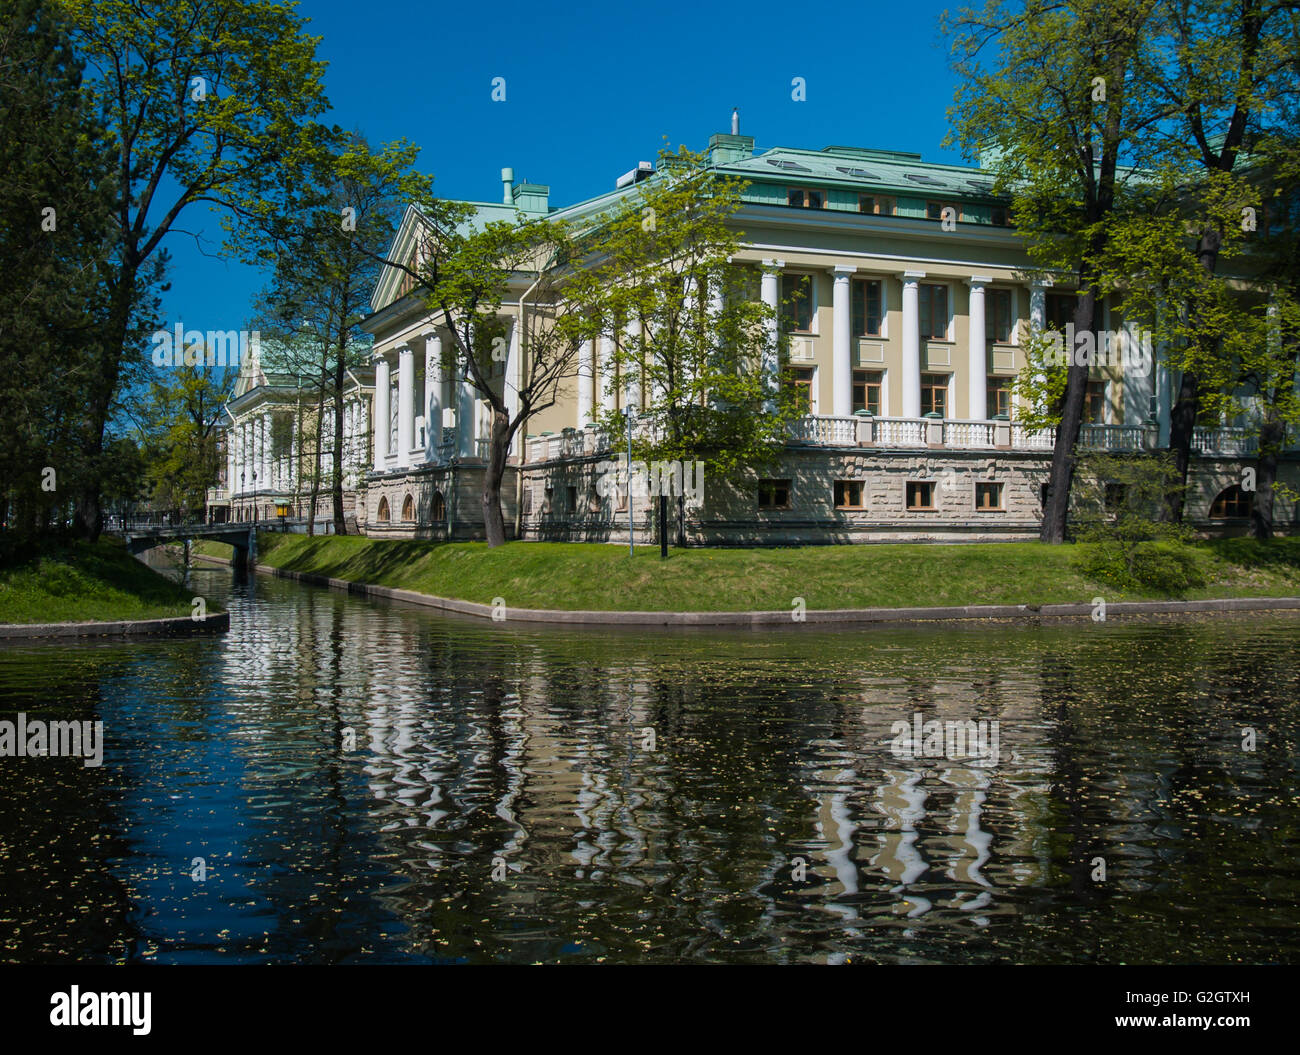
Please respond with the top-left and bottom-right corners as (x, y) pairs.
(397, 343), (414, 467)
(233, 425), (242, 494)
(831, 265), (856, 417)
(505, 318), (520, 455)
(1029, 283), (1048, 331)
(259, 415), (269, 491)
(708, 279), (725, 410)
(901, 271), (924, 419)
(598, 331), (617, 416)
(623, 315), (642, 410)
(760, 260), (783, 411)
(577, 337), (594, 426)
(373, 356), (390, 470)
(424, 333), (443, 457)
(967, 276), (990, 420)
(457, 363), (477, 458)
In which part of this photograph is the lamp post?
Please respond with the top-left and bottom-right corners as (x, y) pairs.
(626, 404), (634, 556)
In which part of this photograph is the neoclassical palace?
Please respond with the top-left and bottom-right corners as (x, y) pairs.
(212, 338), (375, 526)
(221, 118), (1299, 542)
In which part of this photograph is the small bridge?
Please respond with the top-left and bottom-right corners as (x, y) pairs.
(115, 522), (257, 568)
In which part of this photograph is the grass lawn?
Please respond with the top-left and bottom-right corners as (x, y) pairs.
(0, 538), (204, 624)
(193, 533), (1300, 612)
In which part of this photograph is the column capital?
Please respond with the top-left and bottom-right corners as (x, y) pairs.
(761, 258), (785, 273)
(965, 274), (994, 287)
(901, 269), (926, 280)
(396, 342), (414, 358)
(830, 264), (858, 278)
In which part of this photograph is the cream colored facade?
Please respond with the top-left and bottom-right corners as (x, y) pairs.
(358, 124), (1294, 542)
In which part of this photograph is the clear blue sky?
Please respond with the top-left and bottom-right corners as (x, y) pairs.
(162, 0), (966, 337)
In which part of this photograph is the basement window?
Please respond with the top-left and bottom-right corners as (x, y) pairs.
(907, 481), (935, 511)
(758, 479), (791, 509)
(975, 482), (1004, 511)
(834, 480), (864, 509)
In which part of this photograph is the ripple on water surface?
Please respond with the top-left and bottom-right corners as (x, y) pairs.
(0, 562), (1297, 963)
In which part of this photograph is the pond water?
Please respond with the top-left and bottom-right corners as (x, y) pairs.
(1, 556), (1297, 963)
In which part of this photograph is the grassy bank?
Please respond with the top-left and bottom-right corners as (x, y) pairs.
(193, 534), (1300, 612)
(0, 538), (202, 624)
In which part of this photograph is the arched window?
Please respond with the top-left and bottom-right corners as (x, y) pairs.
(401, 494), (415, 521)
(1210, 485), (1251, 519)
(431, 491), (446, 521)
(377, 496), (390, 522)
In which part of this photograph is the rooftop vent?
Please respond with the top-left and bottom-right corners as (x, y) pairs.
(766, 158), (810, 172)
(905, 172), (946, 187)
(966, 179), (995, 193)
(616, 160), (654, 189)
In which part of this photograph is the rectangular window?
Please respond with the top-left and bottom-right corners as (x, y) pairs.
(853, 370), (882, 415)
(788, 188), (824, 209)
(785, 366), (815, 413)
(1104, 482), (1127, 513)
(990, 205), (1010, 226)
(906, 481), (935, 510)
(985, 288), (1013, 343)
(859, 195), (895, 216)
(781, 273), (814, 333)
(851, 278), (883, 337)
(1046, 292), (1075, 330)
(758, 479), (791, 509)
(566, 485), (578, 512)
(919, 283), (948, 339)
(921, 373), (949, 418)
(926, 201), (960, 222)
(975, 481), (1004, 510)
(987, 377), (1012, 418)
(1084, 381), (1107, 425)
(834, 480), (864, 509)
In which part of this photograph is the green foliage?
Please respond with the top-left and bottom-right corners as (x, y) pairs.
(50, 0), (332, 535)
(0, 0), (118, 539)
(564, 144), (795, 486)
(133, 359), (233, 515)
(1071, 453), (1202, 588)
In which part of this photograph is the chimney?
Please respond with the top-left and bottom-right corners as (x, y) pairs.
(501, 167), (514, 205)
(708, 110), (754, 166)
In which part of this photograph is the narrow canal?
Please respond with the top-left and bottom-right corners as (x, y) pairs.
(2, 554), (1298, 963)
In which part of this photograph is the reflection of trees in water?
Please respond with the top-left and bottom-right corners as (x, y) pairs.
(14, 570), (1299, 964)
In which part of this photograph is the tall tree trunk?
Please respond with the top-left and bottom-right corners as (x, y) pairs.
(481, 406), (510, 547)
(1040, 288), (1098, 543)
(75, 278), (137, 541)
(332, 331), (348, 536)
(1251, 416), (1284, 540)
(1167, 369), (1200, 522)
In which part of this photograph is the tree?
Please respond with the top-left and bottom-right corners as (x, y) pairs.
(1142, 0), (1300, 521)
(946, 0), (1165, 542)
(132, 355), (235, 517)
(0, 0), (117, 550)
(234, 132), (421, 535)
(53, 0), (330, 539)
(371, 196), (586, 547)
(564, 144), (791, 548)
